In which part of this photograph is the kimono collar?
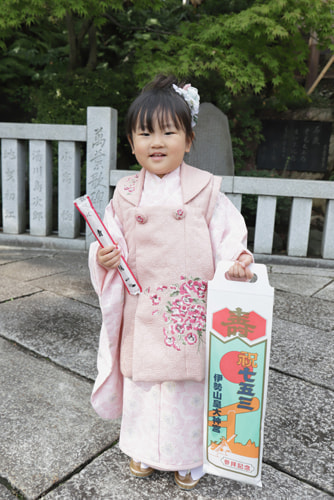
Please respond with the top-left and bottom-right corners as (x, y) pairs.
(117, 162), (213, 206)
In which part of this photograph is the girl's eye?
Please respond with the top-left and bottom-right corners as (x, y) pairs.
(165, 131), (175, 135)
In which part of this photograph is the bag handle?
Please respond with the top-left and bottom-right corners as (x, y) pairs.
(211, 260), (271, 289)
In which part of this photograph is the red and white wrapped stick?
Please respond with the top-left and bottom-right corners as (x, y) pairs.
(74, 194), (141, 295)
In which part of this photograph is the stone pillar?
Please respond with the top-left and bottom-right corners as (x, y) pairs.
(86, 106), (117, 246)
(58, 141), (81, 238)
(322, 200), (334, 259)
(254, 196), (277, 254)
(287, 198), (312, 256)
(29, 140), (53, 236)
(1, 139), (26, 234)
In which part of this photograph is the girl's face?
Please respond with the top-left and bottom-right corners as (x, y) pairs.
(129, 112), (193, 178)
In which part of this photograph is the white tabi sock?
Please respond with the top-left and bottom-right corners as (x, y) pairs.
(133, 458), (150, 469)
(178, 465), (204, 480)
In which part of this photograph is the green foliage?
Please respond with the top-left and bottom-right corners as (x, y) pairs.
(229, 97), (264, 173)
(0, 0), (122, 32)
(0, 0), (333, 172)
(132, 0), (334, 110)
(29, 69), (131, 125)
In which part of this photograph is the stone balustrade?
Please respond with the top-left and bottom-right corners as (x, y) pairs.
(0, 107), (333, 260)
(0, 107), (116, 249)
(110, 170), (334, 260)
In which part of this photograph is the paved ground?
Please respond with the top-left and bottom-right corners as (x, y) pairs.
(0, 245), (333, 500)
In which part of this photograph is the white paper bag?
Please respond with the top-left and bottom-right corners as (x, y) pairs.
(203, 261), (274, 487)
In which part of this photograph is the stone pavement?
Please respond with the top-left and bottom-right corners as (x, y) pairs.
(0, 245), (333, 500)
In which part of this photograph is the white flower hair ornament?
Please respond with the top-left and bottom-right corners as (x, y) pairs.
(172, 83), (200, 128)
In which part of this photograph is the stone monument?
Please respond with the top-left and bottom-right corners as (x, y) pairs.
(184, 102), (235, 176)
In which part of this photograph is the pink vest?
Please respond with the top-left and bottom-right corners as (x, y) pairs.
(113, 163), (221, 382)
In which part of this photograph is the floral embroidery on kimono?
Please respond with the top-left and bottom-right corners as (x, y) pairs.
(146, 276), (208, 351)
(123, 174), (139, 194)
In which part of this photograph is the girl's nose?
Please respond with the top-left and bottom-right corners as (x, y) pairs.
(151, 132), (164, 146)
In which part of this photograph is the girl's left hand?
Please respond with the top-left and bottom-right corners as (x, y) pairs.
(227, 253), (253, 281)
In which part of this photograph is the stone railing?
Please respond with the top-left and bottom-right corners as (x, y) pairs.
(110, 170), (334, 260)
(0, 107), (117, 250)
(0, 107), (333, 260)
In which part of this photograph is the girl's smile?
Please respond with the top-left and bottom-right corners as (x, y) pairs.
(129, 114), (193, 178)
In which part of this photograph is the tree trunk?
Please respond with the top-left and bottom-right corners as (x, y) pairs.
(86, 24), (97, 71)
(305, 32), (320, 91)
(66, 11), (80, 71)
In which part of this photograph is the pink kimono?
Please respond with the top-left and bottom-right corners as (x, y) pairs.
(89, 163), (251, 471)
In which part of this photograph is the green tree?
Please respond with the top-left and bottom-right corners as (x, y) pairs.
(0, 0), (161, 70)
(0, 0), (333, 170)
(130, 0), (334, 171)
(0, 0), (162, 122)
(133, 0), (334, 109)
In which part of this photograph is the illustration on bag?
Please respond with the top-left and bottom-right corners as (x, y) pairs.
(206, 306), (268, 478)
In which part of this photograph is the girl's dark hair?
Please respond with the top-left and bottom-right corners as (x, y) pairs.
(126, 75), (193, 142)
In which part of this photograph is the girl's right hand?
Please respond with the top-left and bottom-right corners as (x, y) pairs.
(97, 245), (121, 270)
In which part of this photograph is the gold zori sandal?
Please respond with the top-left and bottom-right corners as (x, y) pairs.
(130, 459), (154, 478)
(174, 471), (200, 490)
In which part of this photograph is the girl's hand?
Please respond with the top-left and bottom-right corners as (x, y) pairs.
(97, 245), (121, 270)
(227, 253), (253, 281)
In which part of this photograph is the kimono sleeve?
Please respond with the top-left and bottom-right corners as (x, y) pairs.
(88, 200), (128, 420)
(210, 192), (253, 265)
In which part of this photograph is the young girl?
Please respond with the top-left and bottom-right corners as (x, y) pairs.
(88, 75), (253, 490)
